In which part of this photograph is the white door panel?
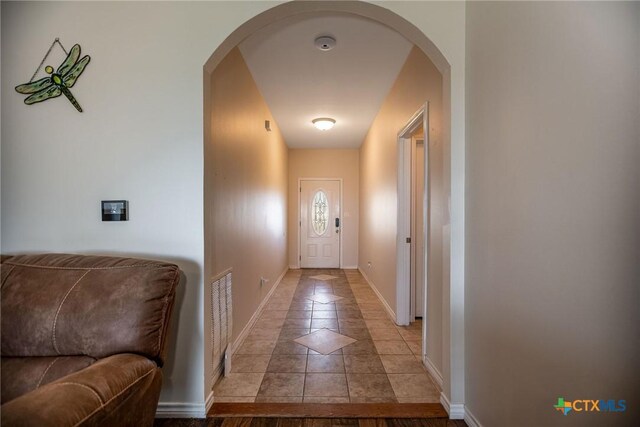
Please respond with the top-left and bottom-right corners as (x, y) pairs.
(415, 140), (425, 317)
(300, 180), (340, 268)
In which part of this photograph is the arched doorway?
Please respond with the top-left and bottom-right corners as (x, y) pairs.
(203, 0), (463, 419)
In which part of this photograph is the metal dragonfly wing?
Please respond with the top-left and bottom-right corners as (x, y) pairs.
(15, 44), (91, 111)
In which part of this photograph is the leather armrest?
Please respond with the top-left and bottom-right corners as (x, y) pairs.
(1, 354), (161, 427)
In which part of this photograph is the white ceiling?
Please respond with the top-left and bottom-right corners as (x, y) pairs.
(239, 13), (413, 149)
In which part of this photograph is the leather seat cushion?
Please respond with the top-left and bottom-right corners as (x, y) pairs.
(1, 355), (96, 404)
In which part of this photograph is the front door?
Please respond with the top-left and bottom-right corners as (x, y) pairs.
(300, 180), (340, 268)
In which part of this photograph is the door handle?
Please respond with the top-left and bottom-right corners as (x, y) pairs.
(335, 218), (340, 227)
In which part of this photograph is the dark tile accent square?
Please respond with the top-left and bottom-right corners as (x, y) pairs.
(345, 374), (395, 398)
(341, 340), (378, 355)
(289, 302), (313, 311)
(266, 354), (307, 373)
(308, 347), (342, 355)
(258, 373), (305, 397)
(278, 328), (310, 341)
(338, 319), (367, 329)
(283, 318), (312, 328)
(287, 310), (312, 319)
(272, 341), (309, 355)
(343, 354), (385, 373)
(339, 327), (371, 340)
(312, 311), (337, 319)
(311, 319), (339, 329)
(306, 354), (345, 373)
(304, 373), (348, 397)
(313, 303), (336, 311)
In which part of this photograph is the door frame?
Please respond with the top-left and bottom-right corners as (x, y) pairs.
(297, 178), (343, 269)
(396, 103), (429, 353)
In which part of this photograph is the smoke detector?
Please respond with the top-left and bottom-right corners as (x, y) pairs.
(315, 36), (336, 51)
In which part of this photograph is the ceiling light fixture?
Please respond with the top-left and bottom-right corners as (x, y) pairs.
(312, 118), (336, 131)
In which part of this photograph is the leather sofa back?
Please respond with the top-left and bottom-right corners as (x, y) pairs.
(1, 254), (179, 366)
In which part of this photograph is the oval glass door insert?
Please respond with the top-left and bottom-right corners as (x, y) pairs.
(312, 190), (329, 235)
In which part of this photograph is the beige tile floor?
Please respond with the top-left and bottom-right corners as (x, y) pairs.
(213, 269), (439, 403)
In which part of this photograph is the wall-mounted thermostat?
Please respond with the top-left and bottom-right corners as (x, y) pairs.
(102, 200), (128, 221)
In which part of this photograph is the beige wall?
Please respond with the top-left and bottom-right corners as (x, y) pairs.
(288, 149), (359, 268)
(466, 2), (640, 426)
(205, 48), (288, 355)
(2, 0), (469, 410)
(359, 47), (445, 373)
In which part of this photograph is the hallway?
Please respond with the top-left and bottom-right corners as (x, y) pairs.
(213, 269), (438, 403)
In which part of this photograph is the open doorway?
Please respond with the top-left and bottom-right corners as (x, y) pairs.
(395, 103), (446, 393)
(205, 0), (458, 422)
(396, 104), (429, 329)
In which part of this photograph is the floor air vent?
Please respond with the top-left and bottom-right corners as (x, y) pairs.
(210, 268), (233, 384)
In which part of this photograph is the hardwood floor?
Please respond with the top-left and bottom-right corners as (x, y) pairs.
(154, 418), (467, 427)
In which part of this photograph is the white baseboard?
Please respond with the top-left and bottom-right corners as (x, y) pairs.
(464, 407), (482, 427)
(231, 267), (288, 354)
(423, 356), (444, 390)
(289, 265), (299, 270)
(342, 265), (358, 269)
(357, 267), (396, 321)
(205, 390), (214, 414)
(155, 401), (206, 418)
(209, 362), (224, 400)
(440, 392), (465, 420)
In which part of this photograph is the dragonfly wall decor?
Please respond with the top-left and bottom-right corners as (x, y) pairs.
(15, 42), (91, 112)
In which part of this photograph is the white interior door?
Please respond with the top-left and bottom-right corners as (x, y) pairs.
(414, 139), (425, 318)
(300, 180), (340, 268)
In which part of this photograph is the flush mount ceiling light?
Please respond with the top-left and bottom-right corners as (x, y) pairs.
(312, 118), (336, 131)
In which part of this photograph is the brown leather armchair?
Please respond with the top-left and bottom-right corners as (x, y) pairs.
(1, 254), (180, 427)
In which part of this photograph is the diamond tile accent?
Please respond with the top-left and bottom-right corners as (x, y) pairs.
(310, 274), (338, 281)
(294, 329), (356, 355)
(306, 294), (343, 304)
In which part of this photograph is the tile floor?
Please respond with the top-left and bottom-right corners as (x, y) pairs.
(213, 269), (439, 403)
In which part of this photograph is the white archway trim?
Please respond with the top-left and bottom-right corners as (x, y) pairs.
(203, 0), (465, 415)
